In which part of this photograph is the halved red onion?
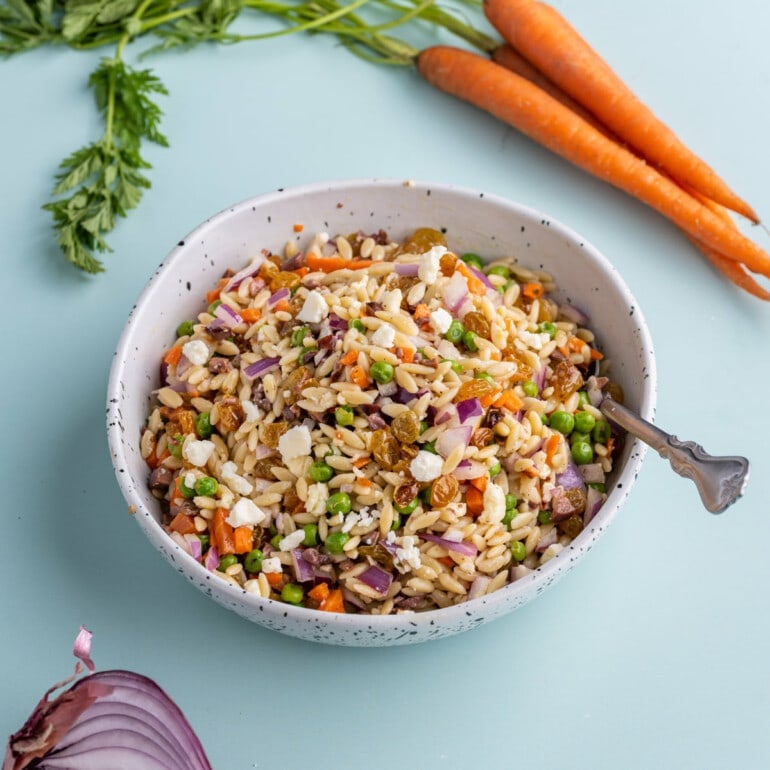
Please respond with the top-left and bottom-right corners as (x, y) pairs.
(291, 550), (316, 583)
(3, 629), (211, 770)
(243, 357), (280, 379)
(435, 425), (473, 458)
(420, 533), (478, 557)
(556, 458), (586, 490)
(214, 302), (243, 328)
(222, 256), (266, 293)
(358, 565), (393, 595)
(579, 463), (606, 485)
(394, 262), (420, 276)
(203, 546), (219, 571)
(584, 486), (605, 526)
(453, 459), (488, 480)
(456, 398), (483, 425)
(267, 287), (290, 309)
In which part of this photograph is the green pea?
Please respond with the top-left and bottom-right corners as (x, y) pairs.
(326, 492), (352, 516)
(486, 265), (511, 279)
(588, 482), (606, 493)
(511, 541), (527, 561)
(540, 413), (550, 426)
(168, 435), (184, 459)
(571, 441), (594, 465)
(592, 420), (612, 444)
(440, 358), (463, 374)
(420, 485), (433, 504)
(194, 476), (218, 497)
(419, 420), (429, 435)
(370, 361), (395, 384)
(395, 497), (419, 515)
(291, 326), (310, 346)
(217, 554), (238, 571)
(537, 510), (551, 525)
(195, 412), (213, 439)
(475, 372), (495, 385)
(574, 411), (596, 434)
(538, 321), (557, 339)
(489, 462), (502, 477)
(462, 330), (478, 352)
(244, 549), (263, 573)
(549, 411), (575, 435)
(325, 531), (350, 554)
(281, 583), (304, 605)
(505, 494), (517, 511)
(444, 319), (465, 344)
(422, 440), (437, 454)
(348, 318), (366, 333)
(207, 299), (222, 315)
(176, 320), (195, 338)
(302, 524), (318, 547)
(178, 477), (196, 499)
(335, 406), (354, 426)
(570, 431), (591, 446)
(522, 380), (538, 397)
(577, 390), (590, 407)
(461, 252), (485, 270)
(502, 508), (516, 528)
(309, 461), (334, 483)
(197, 533), (210, 551)
(390, 513), (402, 531)
(270, 534), (282, 549)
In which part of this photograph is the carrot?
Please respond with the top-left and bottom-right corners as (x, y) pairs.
(265, 571), (284, 588)
(212, 507), (235, 555)
(294, 266), (310, 278)
(168, 512), (196, 535)
(413, 303), (431, 320)
(399, 347), (415, 363)
(319, 588), (346, 613)
(544, 433), (560, 466)
(163, 345), (183, 366)
(493, 389), (523, 412)
(308, 582), (330, 602)
(466, 485), (485, 516)
(456, 261), (486, 294)
(438, 556), (456, 568)
(521, 281), (544, 300)
(589, 347), (605, 361)
(240, 307), (261, 323)
(233, 526), (253, 554)
(305, 254), (375, 273)
(273, 299), (290, 313)
(470, 475), (488, 493)
(349, 365), (370, 388)
(205, 277), (228, 306)
(353, 456), (371, 468)
(293, 223), (304, 233)
(483, 0), (759, 223)
(340, 350), (359, 366)
(416, 47), (770, 278)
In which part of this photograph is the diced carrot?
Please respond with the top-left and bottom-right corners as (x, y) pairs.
(233, 526), (253, 554)
(319, 588), (346, 613)
(399, 347), (415, 363)
(470, 475), (488, 493)
(145, 450), (159, 470)
(163, 345), (183, 366)
(569, 336), (586, 352)
(589, 347), (605, 361)
(545, 433), (560, 466)
(172, 476), (187, 504)
(212, 507), (235, 555)
(265, 571), (284, 588)
(438, 556), (456, 568)
(493, 389), (524, 412)
(480, 388), (502, 409)
(466, 485), (485, 516)
(340, 350), (359, 366)
(293, 223), (304, 233)
(205, 277), (228, 306)
(168, 512), (196, 535)
(240, 307), (261, 323)
(308, 582), (330, 602)
(274, 299), (290, 313)
(294, 266), (310, 278)
(606, 437), (615, 456)
(413, 303), (431, 320)
(353, 456), (371, 468)
(521, 281), (544, 300)
(356, 477), (373, 489)
(349, 365), (370, 388)
(456, 262), (486, 295)
(305, 254), (375, 273)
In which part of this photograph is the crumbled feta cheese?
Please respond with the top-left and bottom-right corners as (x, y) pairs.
(226, 498), (266, 528)
(418, 245), (446, 284)
(243, 579), (262, 595)
(278, 425), (312, 464)
(261, 556), (282, 573)
(381, 289), (402, 314)
(221, 461), (254, 496)
(482, 483), (506, 523)
(241, 400), (262, 424)
(279, 529), (306, 551)
(429, 307), (453, 335)
(183, 439), (215, 467)
(371, 323), (396, 349)
(306, 483), (329, 516)
(410, 451), (444, 482)
(518, 330), (551, 351)
(395, 535), (422, 572)
(342, 512), (359, 533)
(297, 289), (329, 323)
(182, 339), (209, 366)
(356, 506), (377, 528)
(183, 471), (197, 489)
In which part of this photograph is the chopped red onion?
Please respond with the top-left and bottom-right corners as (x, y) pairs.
(453, 460), (488, 480)
(510, 564), (532, 581)
(434, 403), (458, 426)
(584, 486), (605, 526)
(468, 265), (495, 290)
(327, 313), (349, 331)
(556, 458), (586, 490)
(281, 253), (306, 271)
(435, 425), (473, 458)
(579, 463), (606, 485)
(456, 398), (483, 425)
(291, 550), (316, 583)
(436, 339), (461, 361)
(204, 546), (219, 571)
(586, 375), (608, 408)
(420, 533), (478, 557)
(358, 565), (393, 595)
(185, 534), (202, 561)
(342, 587), (366, 610)
(394, 262), (420, 276)
(468, 575), (490, 600)
(176, 353), (191, 377)
(222, 256), (266, 292)
(377, 380), (399, 398)
(536, 526), (558, 553)
(73, 626), (95, 673)
(558, 302), (589, 326)
(534, 364), (547, 391)
(214, 302), (243, 328)
(267, 287), (290, 308)
(243, 357), (280, 379)
(159, 361), (169, 386)
(443, 272), (469, 312)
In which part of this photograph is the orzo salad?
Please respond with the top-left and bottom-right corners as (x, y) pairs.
(141, 227), (621, 614)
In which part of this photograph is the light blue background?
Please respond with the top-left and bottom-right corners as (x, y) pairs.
(3, 2), (769, 768)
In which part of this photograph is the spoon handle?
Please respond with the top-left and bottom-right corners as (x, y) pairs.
(599, 397), (750, 514)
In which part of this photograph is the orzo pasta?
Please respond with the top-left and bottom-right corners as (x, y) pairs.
(142, 226), (620, 613)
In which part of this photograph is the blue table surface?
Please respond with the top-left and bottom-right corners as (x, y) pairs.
(3, 2), (769, 768)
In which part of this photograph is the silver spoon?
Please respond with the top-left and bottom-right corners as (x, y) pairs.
(599, 397), (750, 514)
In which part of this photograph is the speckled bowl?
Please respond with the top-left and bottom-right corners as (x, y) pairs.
(107, 178), (656, 646)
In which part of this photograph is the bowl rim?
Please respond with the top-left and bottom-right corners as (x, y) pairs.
(106, 176), (657, 634)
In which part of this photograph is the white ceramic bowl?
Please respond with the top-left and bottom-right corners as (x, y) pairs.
(107, 178), (656, 646)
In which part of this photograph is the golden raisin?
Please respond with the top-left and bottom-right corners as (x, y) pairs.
(463, 311), (491, 340)
(439, 252), (457, 276)
(454, 378), (495, 402)
(217, 399), (245, 433)
(258, 261), (279, 281)
(391, 411), (421, 444)
(270, 271), (301, 292)
(282, 366), (314, 405)
(371, 429), (400, 470)
(430, 475), (459, 508)
(169, 408), (196, 435)
(252, 458), (278, 479)
(262, 421), (288, 448)
(605, 381), (624, 404)
(470, 427), (494, 449)
(397, 227), (446, 255)
(503, 348), (533, 382)
(558, 514), (584, 539)
(550, 361), (584, 400)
